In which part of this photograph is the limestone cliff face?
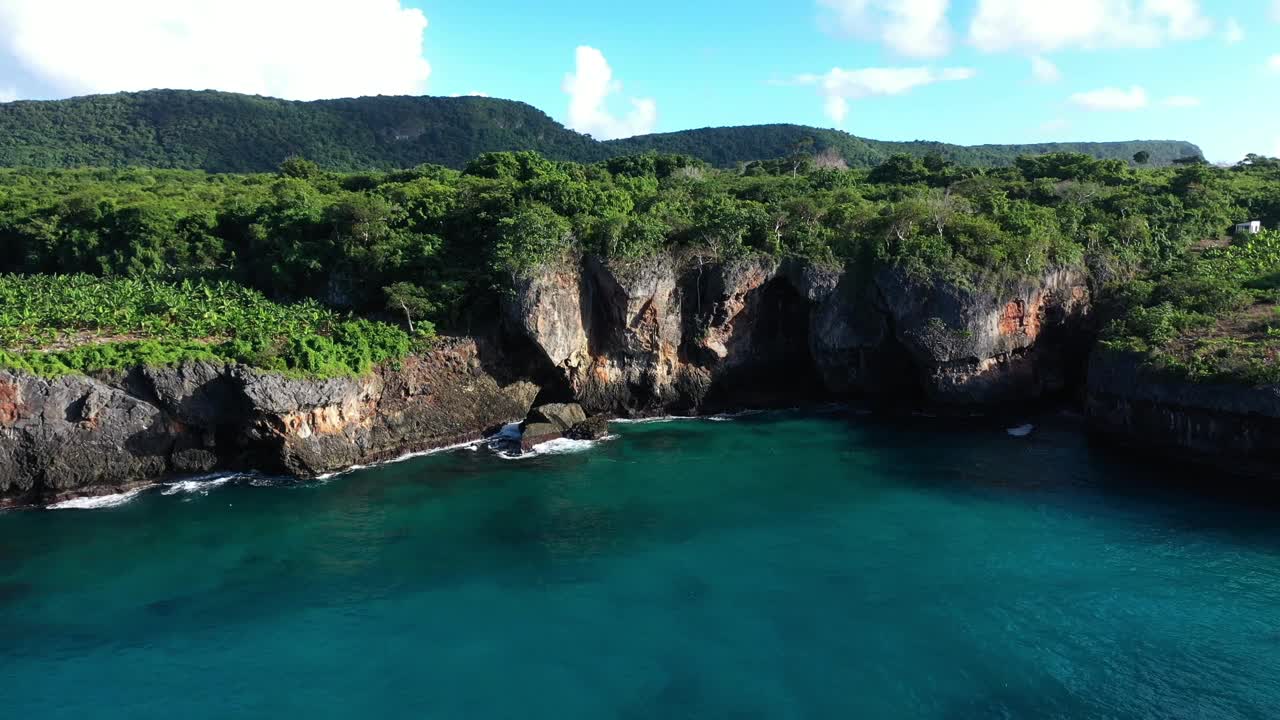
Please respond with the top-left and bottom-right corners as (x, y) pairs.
(0, 339), (538, 506)
(0, 255), (1099, 505)
(871, 267), (1092, 405)
(1086, 351), (1280, 467)
(505, 254), (1092, 414)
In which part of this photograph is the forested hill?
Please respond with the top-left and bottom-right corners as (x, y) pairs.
(0, 89), (1203, 172)
(606, 126), (1203, 169)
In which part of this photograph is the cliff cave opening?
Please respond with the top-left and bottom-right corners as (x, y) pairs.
(700, 276), (826, 411)
(867, 313), (929, 409)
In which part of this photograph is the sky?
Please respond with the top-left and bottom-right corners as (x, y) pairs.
(0, 0), (1278, 162)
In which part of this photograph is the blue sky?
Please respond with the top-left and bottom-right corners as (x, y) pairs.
(0, 0), (1278, 161)
(419, 0), (1280, 161)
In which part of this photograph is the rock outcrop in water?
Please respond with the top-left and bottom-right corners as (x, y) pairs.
(0, 253), (1105, 505)
(0, 339), (539, 506)
(519, 402), (589, 449)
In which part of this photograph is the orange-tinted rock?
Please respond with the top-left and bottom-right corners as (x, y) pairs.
(0, 380), (21, 427)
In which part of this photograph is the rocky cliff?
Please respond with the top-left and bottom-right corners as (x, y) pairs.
(1, 255), (1101, 506)
(504, 254), (1092, 415)
(1086, 351), (1280, 471)
(0, 339), (539, 507)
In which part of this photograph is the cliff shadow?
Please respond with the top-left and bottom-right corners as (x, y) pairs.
(681, 267), (827, 412)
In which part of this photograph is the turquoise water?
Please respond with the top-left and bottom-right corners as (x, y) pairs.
(3, 411), (1280, 719)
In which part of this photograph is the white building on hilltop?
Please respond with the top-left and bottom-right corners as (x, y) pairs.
(1235, 220), (1262, 235)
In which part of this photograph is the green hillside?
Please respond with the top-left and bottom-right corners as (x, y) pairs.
(608, 125), (1203, 169)
(0, 89), (1203, 172)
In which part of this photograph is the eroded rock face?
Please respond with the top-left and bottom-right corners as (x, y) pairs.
(506, 255), (835, 415)
(0, 256), (1098, 504)
(1086, 351), (1280, 467)
(0, 339), (538, 506)
(506, 255), (1093, 414)
(874, 267), (1092, 405)
(0, 373), (177, 500)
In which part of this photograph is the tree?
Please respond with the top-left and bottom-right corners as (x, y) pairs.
(868, 154), (928, 185)
(492, 203), (572, 273)
(786, 136), (817, 176)
(1133, 151), (1151, 165)
(279, 156), (320, 179)
(383, 282), (435, 335)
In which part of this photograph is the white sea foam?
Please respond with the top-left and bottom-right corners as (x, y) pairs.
(535, 435), (618, 454)
(315, 430), (512, 480)
(497, 434), (619, 460)
(49, 486), (150, 510)
(493, 421), (523, 440)
(613, 409), (769, 425)
(610, 415), (698, 425)
(161, 473), (238, 496)
(1007, 424), (1035, 438)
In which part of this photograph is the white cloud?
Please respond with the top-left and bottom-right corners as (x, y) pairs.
(1273, 0), (1280, 22)
(1269, 55), (1280, 73)
(0, 0), (430, 101)
(562, 46), (657, 140)
(453, 91), (489, 97)
(0, 86), (15, 102)
(825, 96), (850, 125)
(1069, 85), (1149, 111)
(1030, 55), (1061, 83)
(1162, 95), (1200, 107)
(793, 66), (976, 125)
(970, 0), (1212, 53)
(817, 0), (952, 58)
(1223, 17), (1244, 44)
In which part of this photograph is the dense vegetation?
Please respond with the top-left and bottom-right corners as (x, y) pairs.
(610, 125), (1202, 171)
(0, 90), (1202, 172)
(1, 145), (1277, 382)
(1101, 229), (1280, 384)
(0, 275), (412, 377)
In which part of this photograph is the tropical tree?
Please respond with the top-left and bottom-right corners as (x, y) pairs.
(383, 282), (435, 335)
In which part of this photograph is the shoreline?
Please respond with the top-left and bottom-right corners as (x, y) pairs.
(3, 403), (1084, 511)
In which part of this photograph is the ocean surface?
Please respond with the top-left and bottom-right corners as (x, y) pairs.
(3, 410), (1280, 719)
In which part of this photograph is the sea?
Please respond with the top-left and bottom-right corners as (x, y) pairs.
(2, 409), (1279, 719)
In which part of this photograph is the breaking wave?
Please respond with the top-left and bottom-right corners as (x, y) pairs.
(1007, 424), (1035, 438)
(497, 434), (619, 460)
(161, 473), (240, 496)
(49, 487), (150, 510)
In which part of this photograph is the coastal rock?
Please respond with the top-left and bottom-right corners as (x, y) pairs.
(0, 255), (1100, 505)
(0, 339), (538, 507)
(524, 402), (588, 430)
(506, 255), (1092, 414)
(873, 267), (1092, 405)
(506, 254), (826, 416)
(242, 340), (538, 477)
(520, 402), (589, 449)
(0, 372), (177, 500)
(1086, 351), (1280, 469)
(566, 416), (610, 441)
